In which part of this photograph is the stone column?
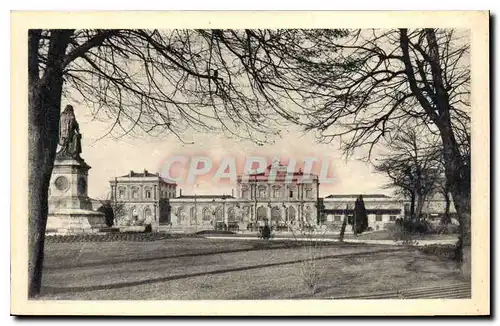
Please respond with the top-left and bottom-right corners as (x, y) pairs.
(223, 202), (228, 227)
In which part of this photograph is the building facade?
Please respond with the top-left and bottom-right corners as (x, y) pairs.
(109, 165), (453, 232)
(109, 169), (176, 226)
(321, 194), (405, 231)
(167, 163), (320, 232)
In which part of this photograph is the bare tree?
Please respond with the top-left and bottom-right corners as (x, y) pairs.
(436, 175), (453, 224)
(374, 125), (443, 221)
(97, 199), (127, 227)
(266, 28), (471, 260)
(29, 28), (351, 297)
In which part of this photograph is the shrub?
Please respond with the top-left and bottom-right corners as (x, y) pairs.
(298, 257), (321, 295)
(260, 225), (271, 240)
(419, 244), (456, 260)
(387, 223), (406, 241)
(401, 219), (429, 234)
(144, 224), (152, 233)
(339, 217), (347, 242)
(432, 223), (459, 234)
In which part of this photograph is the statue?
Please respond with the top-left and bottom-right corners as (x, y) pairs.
(57, 105), (83, 160)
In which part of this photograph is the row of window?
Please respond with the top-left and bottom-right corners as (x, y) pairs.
(161, 190), (175, 198)
(116, 187), (175, 200)
(175, 205), (314, 224)
(332, 215), (397, 222)
(241, 187), (314, 199)
(130, 206), (153, 219)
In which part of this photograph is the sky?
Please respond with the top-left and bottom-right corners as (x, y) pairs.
(72, 104), (392, 200)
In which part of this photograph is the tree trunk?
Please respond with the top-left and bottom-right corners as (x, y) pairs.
(28, 79), (63, 298)
(400, 29), (471, 263)
(409, 191), (416, 220)
(441, 191), (451, 224)
(415, 193), (425, 222)
(28, 30), (72, 298)
(424, 29), (471, 256)
(439, 120), (471, 261)
(339, 216), (347, 242)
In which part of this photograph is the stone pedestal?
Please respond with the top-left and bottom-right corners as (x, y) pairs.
(47, 157), (106, 234)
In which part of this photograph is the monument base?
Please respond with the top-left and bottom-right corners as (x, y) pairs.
(47, 156), (107, 235)
(47, 209), (107, 234)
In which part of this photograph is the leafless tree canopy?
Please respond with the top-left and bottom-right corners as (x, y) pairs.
(34, 29), (347, 144)
(375, 123), (444, 219)
(286, 29), (470, 158)
(35, 29), (470, 155)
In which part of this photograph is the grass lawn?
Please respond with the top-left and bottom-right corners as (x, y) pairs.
(345, 230), (459, 241)
(39, 237), (468, 300)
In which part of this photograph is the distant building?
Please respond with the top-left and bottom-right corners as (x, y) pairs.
(108, 166), (455, 232)
(321, 194), (404, 231)
(109, 169), (177, 226)
(405, 192), (457, 222)
(167, 163), (319, 232)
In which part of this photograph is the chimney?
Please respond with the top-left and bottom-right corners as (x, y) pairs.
(129, 170), (134, 177)
(180, 189), (182, 197)
(231, 189), (234, 197)
(144, 168), (148, 175)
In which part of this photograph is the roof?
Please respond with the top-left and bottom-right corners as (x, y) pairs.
(324, 201), (402, 210)
(323, 208), (402, 215)
(116, 169), (177, 184)
(238, 164), (318, 183)
(120, 171), (159, 178)
(325, 194), (390, 199)
(177, 195), (235, 199)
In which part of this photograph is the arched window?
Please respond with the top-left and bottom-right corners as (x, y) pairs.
(190, 207), (197, 225)
(257, 206), (267, 221)
(118, 187), (126, 199)
(228, 208), (236, 222)
(202, 207), (212, 223)
(305, 209), (312, 223)
(242, 206), (251, 221)
(145, 188), (152, 199)
(176, 206), (185, 224)
(131, 206), (138, 221)
(143, 207), (152, 222)
(288, 206), (296, 222)
(271, 207), (281, 224)
(131, 187), (139, 199)
(214, 207), (223, 222)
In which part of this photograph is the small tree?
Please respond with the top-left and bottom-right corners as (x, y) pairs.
(261, 224), (271, 240)
(353, 195), (368, 235)
(97, 199), (126, 227)
(339, 216), (347, 242)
